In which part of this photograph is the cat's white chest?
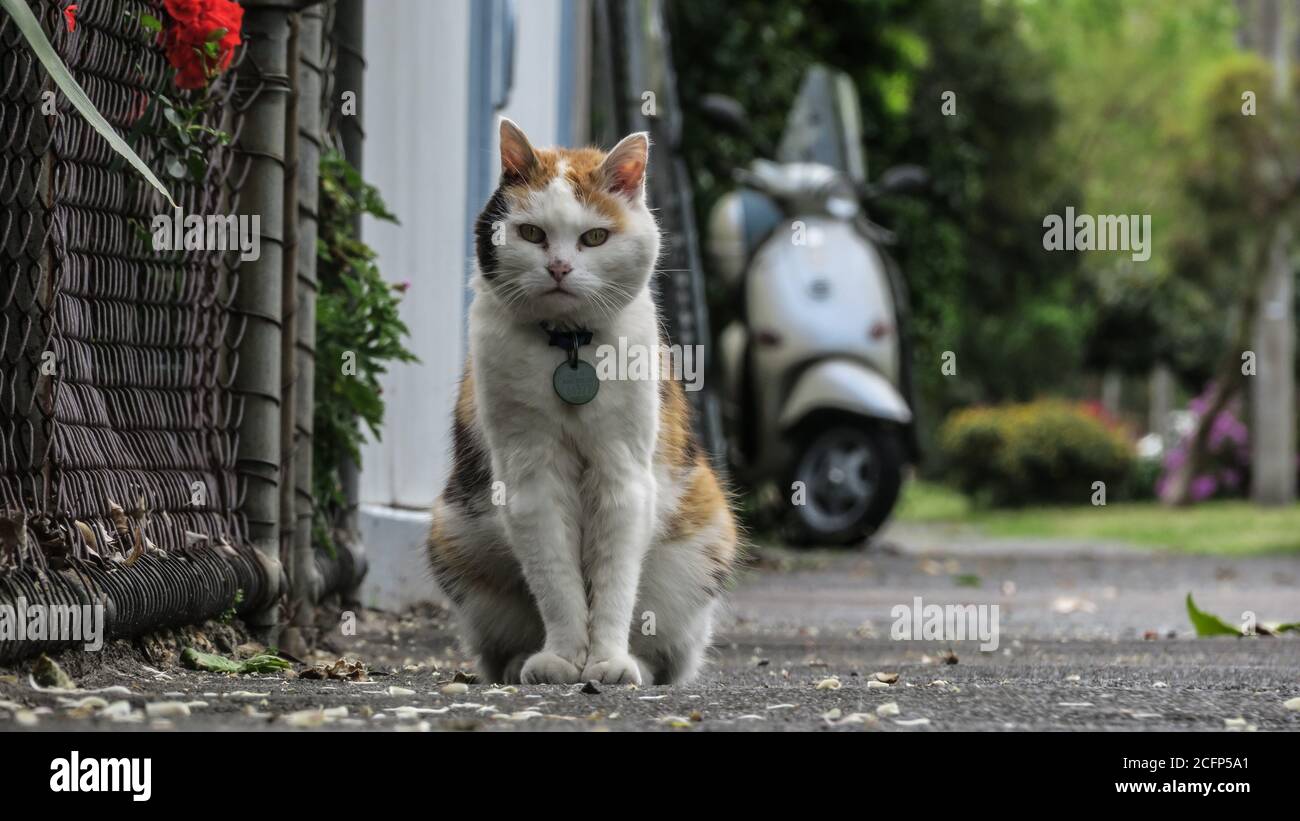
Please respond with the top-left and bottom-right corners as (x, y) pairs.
(469, 292), (660, 463)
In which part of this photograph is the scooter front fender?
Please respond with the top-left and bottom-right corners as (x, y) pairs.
(779, 359), (913, 431)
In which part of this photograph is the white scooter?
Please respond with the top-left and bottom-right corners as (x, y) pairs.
(702, 67), (922, 545)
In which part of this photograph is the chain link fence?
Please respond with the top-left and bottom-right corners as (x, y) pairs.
(0, 0), (296, 662)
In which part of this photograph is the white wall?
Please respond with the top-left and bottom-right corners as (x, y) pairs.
(356, 0), (581, 610)
(360, 0), (471, 511)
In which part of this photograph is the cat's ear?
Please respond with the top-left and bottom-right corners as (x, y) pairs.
(499, 118), (538, 183)
(601, 132), (649, 197)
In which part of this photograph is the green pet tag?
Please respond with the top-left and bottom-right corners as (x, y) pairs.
(554, 358), (599, 405)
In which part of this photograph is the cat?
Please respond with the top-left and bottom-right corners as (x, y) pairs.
(427, 119), (739, 686)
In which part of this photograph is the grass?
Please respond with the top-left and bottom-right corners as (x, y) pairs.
(895, 480), (1300, 556)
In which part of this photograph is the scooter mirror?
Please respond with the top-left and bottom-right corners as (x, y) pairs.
(698, 94), (753, 139)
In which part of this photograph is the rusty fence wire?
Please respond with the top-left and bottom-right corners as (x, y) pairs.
(0, 0), (271, 662)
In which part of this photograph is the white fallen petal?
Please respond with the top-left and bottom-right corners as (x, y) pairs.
(894, 717), (931, 727)
(145, 701), (191, 718)
(815, 676), (841, 691)
(394, 720), (431, 732)
(503, 710), (545, 721)
(1283, 697), (1300, 712)
(440, 682), (469, 695)
(283, 709), (329, 727)
(391, 706), (450, 719)
(876, 701), (900, 717)
(867, 680), (891, 690)
(102, 701), (142, 722)
(387, 686), (417, 696)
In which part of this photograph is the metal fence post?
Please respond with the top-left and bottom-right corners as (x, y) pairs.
(233, 1), (296, 638)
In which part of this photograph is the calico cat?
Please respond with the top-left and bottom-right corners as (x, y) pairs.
(427, 119), (739, 686)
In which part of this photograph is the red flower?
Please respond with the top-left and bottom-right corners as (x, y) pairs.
(162, 0), (244, 90)
(63, 4), (78, 32)
(163, 0), (205, 25)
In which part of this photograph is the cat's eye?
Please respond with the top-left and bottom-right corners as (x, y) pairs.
(580, 228), (609, 247)
(518, 224), (546, 244)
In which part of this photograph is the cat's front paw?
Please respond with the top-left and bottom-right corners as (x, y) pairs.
(582, 654), (645, 686)
(520, 651), (583, 685)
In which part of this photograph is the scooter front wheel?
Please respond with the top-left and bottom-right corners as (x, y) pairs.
(783, 422), (903, 547)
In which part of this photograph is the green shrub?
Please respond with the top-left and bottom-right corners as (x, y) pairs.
(313, 151), (418, 552)
(938, 400), (1135, 507)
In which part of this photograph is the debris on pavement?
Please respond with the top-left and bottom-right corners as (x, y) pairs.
(33, 654), (75, 689)
(300, 657), (369, 681)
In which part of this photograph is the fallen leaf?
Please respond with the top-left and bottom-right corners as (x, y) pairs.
(300, 657), (369, 681)
(1186, 593), (1242, 637)
(33, 654), (75, 689)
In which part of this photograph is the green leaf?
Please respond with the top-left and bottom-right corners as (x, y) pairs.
(181, 647), (243, 673)
(1, 0), (176, 208)
(1185, 593), (1242, 637)
(207, 27), (228, 42)
(163, 106), (185, 129)
(181, 647), (292, 675)
(140, 13), (162, 33)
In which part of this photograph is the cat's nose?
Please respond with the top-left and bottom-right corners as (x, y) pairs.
(547, 259), (572, 281)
